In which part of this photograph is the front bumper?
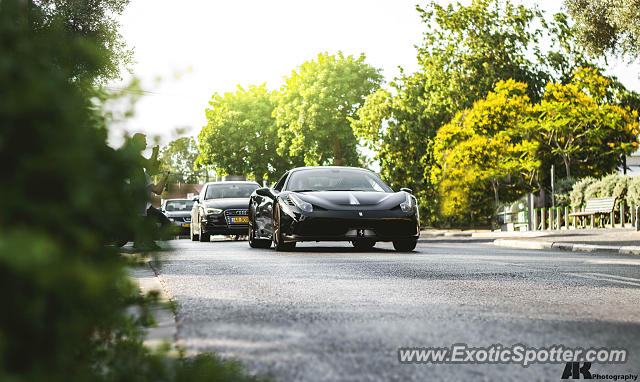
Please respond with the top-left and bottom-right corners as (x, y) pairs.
(202, 209), (249, 235)
(279, 209), (419, 242)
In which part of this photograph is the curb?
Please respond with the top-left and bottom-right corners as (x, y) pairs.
(493, 239), (640, 255)
(128, 262), (180, 351)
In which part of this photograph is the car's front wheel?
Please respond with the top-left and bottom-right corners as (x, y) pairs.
(273, 205), (295, 251)
(393, 239), (417, 252)
(199, 218), (210, 242)
(248, 210), (271, 249)
(190, 221), (199, 241)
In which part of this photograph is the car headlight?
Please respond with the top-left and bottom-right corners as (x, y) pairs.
(400, 193), (416, 213)
(206, 208), (223, 215)
(288, 193), (313, 213)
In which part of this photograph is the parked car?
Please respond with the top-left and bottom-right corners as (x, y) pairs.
(161, 198), (195, 235)
(190, 181), (261, 242)
(248, 166), (420, 251)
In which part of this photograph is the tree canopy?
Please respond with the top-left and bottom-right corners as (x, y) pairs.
(159, 137), (202, 183)
(523, 67), (639, 179)
(432, 80), (538, 225)
(274, 52), (382, 166)
(565, 0), (640, 59)
(198, 84), (294, 184)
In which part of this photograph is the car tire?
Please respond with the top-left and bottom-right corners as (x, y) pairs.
(352, 239), (376, 250)
(190, 223), (199, 241)
(248, 211), (271, 249)
(199, 219), (210, 242)
(273, 205), (295, 252)
(393, 239), (417, 252)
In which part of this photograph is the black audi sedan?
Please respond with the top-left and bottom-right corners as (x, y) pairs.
(190, 181), (260, 242)
(248, 166), (420, 252)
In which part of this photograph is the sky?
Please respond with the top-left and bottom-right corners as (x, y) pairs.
(107, 0), (640, 147)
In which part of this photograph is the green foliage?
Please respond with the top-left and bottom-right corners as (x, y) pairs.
(30, 0), (134, 85)
(431, 80), (538, 225)
(569, 174), (630, 208)
(569, 177), (597, 207)
(198, 84), (292, 184)
(274, 52), (382, 166)
(0, 1), (267, 380)
(625, 176), (640, 206)
(523, 67), (640, 179)
(159, 137), (202, 183)
(565, 0), (640, 59)
(554, 177), (579, 206)
(353, 0), (591, 226)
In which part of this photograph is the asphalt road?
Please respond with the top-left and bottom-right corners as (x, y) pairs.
(155, 239), (640, 381)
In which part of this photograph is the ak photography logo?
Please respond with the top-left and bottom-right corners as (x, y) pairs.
(397, 343), (637, 379)
(561, 362), (638, 380)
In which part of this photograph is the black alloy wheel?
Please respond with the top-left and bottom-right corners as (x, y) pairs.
(199, 217), (210, 242)
(248, 208), (271, 249)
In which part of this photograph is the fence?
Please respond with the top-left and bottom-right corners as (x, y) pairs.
(530, 202), (635, 231)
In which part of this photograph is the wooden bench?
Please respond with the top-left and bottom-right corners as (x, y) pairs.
(568, 196), (616, 228)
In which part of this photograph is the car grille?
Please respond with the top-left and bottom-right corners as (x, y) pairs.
(224, 209), (249, 225)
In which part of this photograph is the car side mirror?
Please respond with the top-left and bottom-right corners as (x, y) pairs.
(192, 196), (199, 202)
(400, 187), (413, 194)
(255, 187), (271, 197)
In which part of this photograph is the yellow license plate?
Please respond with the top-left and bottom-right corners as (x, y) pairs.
(232, 217), (249, 223)
(184, 223), (190, 227)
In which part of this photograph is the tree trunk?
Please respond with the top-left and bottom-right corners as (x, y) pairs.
(333, 136), (343, 166)
(562, 156), (571, 178)
(256, 174), (264, 187)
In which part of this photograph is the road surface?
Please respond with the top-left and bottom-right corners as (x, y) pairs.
(155, 239), (640, 381)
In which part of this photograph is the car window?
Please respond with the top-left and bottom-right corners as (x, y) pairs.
(286, 168), (392, 192)
(204, 183), (259, 199)
(164, 200), (194, 212)
(273, 172), (289, 192)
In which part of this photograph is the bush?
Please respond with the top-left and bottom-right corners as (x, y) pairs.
(569, 177), (596, 207)
(626, 176), (640, 207)
(0, 1), (266, 381)
(555, 177), (578, 206)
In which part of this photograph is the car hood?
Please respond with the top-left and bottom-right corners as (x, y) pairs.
(290, 191), (405, 210)
(203, 198), (250, 210)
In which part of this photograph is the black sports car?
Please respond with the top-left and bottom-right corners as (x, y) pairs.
(248, 166), (420, 251)
(190, 181), (260, 242)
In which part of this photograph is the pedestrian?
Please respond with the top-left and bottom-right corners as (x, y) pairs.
(130, 133), (173, 249)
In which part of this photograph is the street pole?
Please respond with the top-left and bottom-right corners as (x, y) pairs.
(551, 164), (555, 210)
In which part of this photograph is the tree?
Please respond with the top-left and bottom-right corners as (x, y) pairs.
(431, 80), (539, 225)
(159, 137), (202, 183)
(273, 52), (382, 166)
(565, 0), (640, 59)
(29, 0), (134, 85)
(523, 67), (640, 179)
(197, 84), (292, 185)
(354, 0), (560, 225)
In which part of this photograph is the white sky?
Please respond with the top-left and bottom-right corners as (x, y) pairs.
(107, 0), (640, 146)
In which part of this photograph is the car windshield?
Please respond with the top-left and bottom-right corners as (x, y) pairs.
(164, 200), (194, 212)
(205, 183), (258, 199)
(286, 168), (393, 192)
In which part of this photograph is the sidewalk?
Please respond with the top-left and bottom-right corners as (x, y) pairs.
(420, 228), (640, 255)
(127, 262), (179, 351)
